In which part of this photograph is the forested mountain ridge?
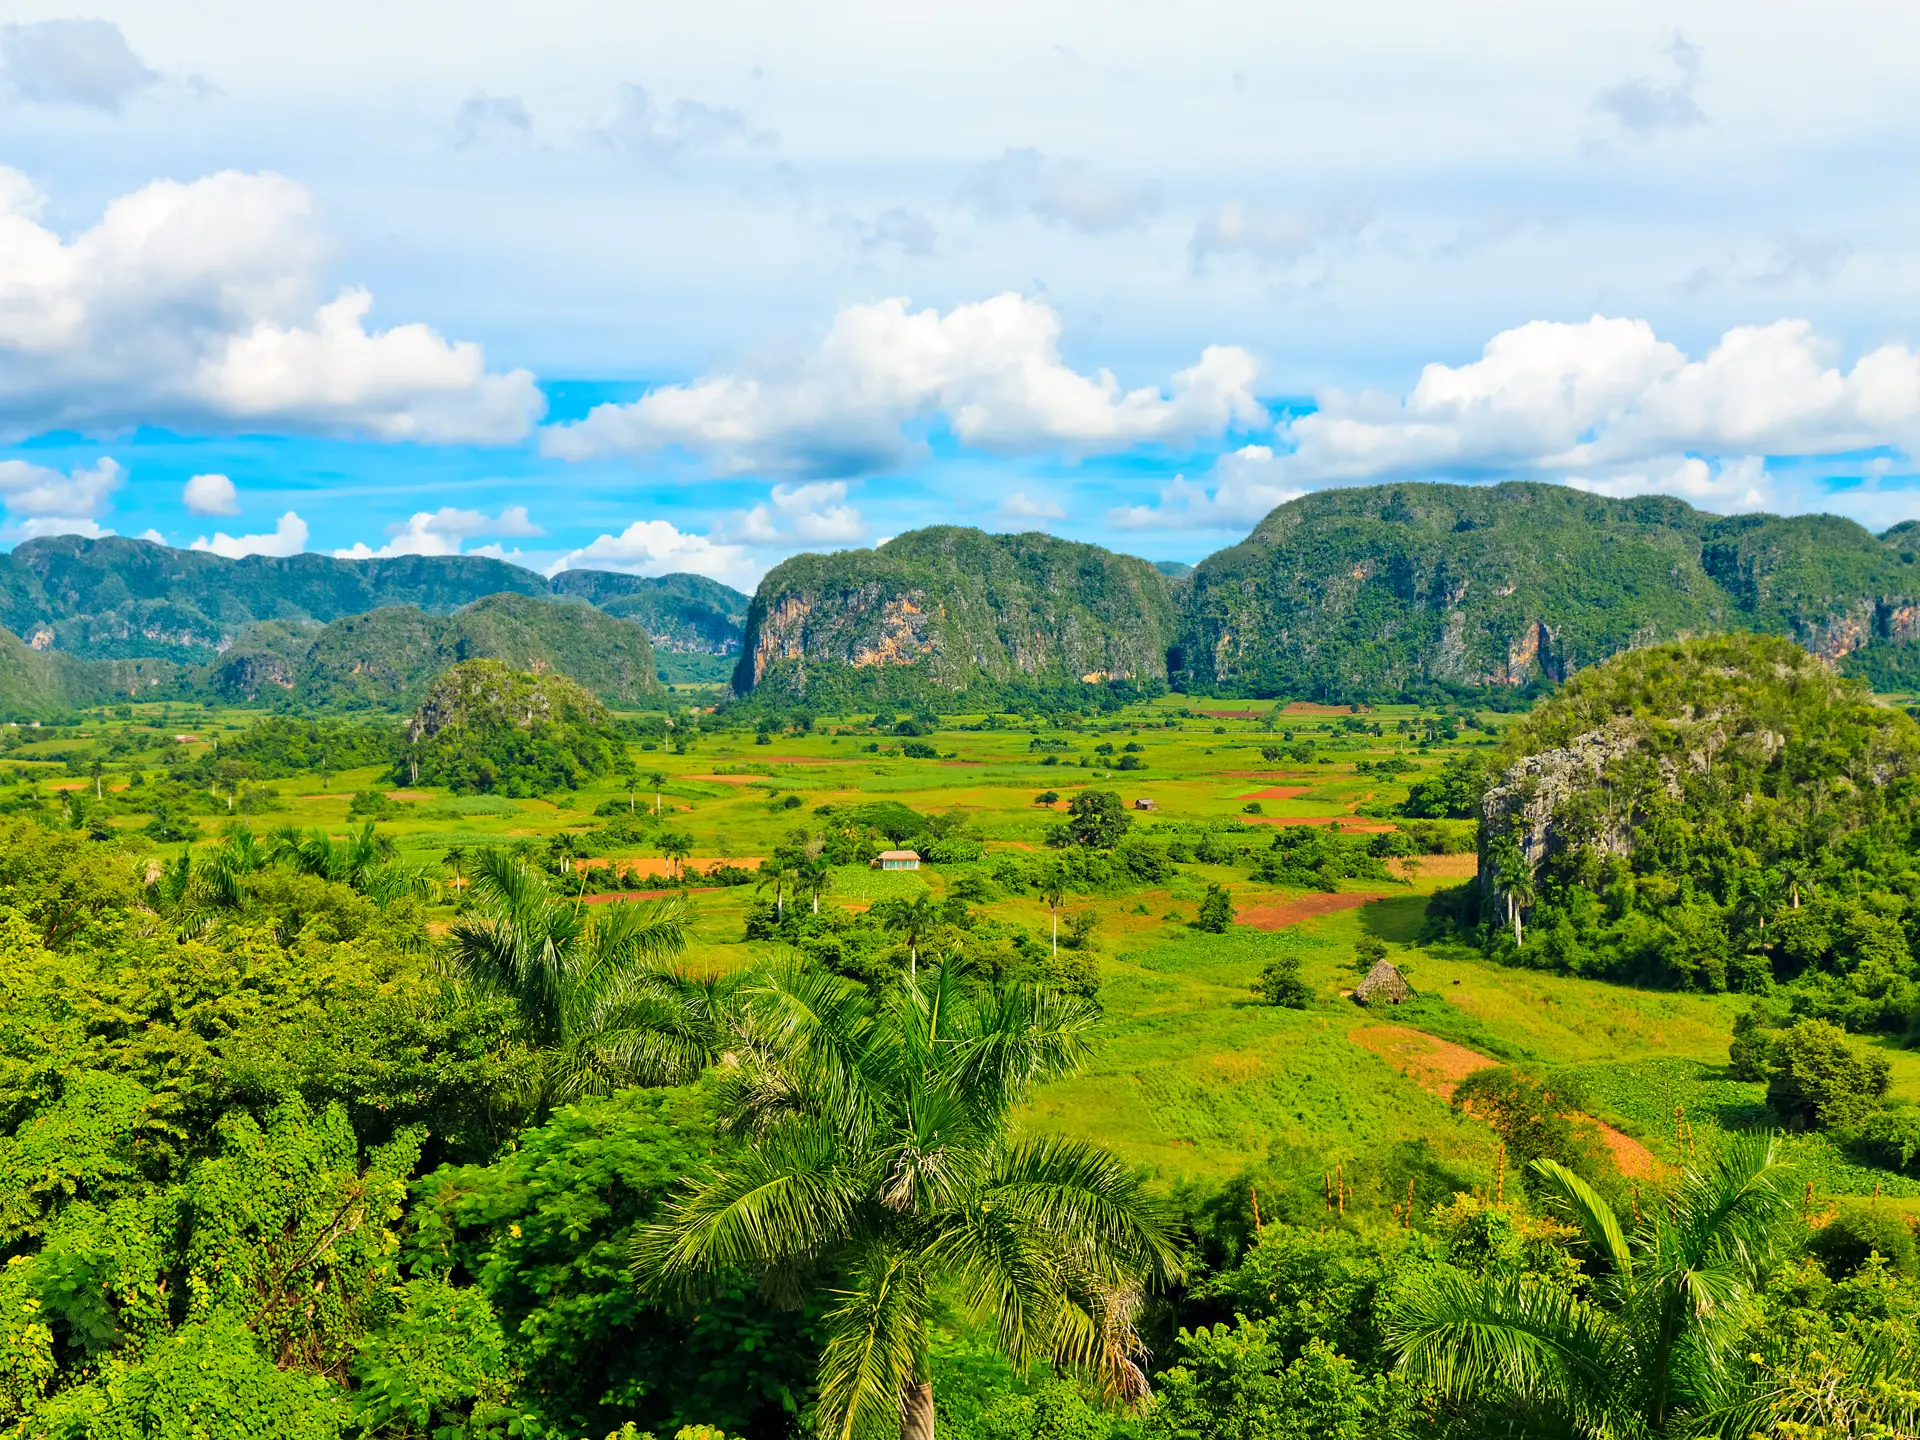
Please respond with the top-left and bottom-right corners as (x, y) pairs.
(0, 534), (748, 663)
(732, 526), (1178, 704)
(1176, 482), (1920, 699)
(205, 592), (663, 710)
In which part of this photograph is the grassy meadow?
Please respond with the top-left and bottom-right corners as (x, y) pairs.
(16, 688), (1909, 1204)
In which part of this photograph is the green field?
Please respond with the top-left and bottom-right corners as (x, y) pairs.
(24, 687), (1900, 1203)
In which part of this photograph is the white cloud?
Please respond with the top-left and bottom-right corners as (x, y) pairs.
(332, 505), (545, 559)
(998, 490), (1066, 521)
(0, 169), (543, 443)
(191, 511), (309, 559)
(452, 93), (531, 148)
(1107, 446), (1303, 531)
(958, 149), (1160, 234)
(136, 528), (164, 544)
(0, 20), (156, 112)
(542, 293), (1263, 475)
(0, 456), (123, 539)
(1594, 35), (1705, 138)
(1564, 454), (1772, 511)
(598, 84), (769, 163)
(182, 472), (239, 515)
(726, 482), (863, 545)
(1272, 316), (1920, 486)
(548, 519), (760, 590)
(1189, 197), (1372, 271)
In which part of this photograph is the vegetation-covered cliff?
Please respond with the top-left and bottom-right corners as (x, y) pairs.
(1178, 482), (1920, 700)
(547, 570), (747, 655)
(732, 527), (1177, 705)
(401, 659), (620, 794)
(1466, 633), (1920, 1004)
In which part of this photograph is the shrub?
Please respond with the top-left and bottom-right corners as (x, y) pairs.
(901, 741), (939, 759)
(1034, 791), (1059, 805)
(1195, 884), (1235, 934)
(1852, 1108), (1920, 1176)
(1767, 1018), (1892, 1130)
(1807, 1203), (1917, 1277)
(1256, 956), (1311, 1008)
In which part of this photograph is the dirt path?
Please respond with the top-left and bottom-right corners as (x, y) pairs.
(1347, 1025), (1662, 1178)
(1238, 892), (1395, 929)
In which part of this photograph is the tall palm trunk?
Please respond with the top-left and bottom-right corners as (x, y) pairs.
(900, 1380), (934, 1440)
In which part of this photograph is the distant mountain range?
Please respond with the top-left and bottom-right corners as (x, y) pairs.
(734, 483), (1920, 704)
(0, 535), (748, 712)
(7, 482), (1920, 714)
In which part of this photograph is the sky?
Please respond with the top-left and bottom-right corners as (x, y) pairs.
(6, 1), (1920, 591)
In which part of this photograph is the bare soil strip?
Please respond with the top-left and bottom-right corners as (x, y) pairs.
(1347, 1025), (1662, 1178)
(1240, 786), (1311, 801)
(1243, 815), (1396, 833)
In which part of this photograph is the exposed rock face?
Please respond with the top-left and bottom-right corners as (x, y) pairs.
(733, 527), (1178, 700)
(1176, 481), (1920, 699)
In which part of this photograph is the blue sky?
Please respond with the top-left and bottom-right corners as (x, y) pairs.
(6, 3), (1920, 591)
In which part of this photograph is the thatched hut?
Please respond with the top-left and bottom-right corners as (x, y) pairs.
(1353, 959), (1414, 1006)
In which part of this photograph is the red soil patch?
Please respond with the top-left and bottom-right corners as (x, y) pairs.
(1348, 1026), (1663, 1180)
(1242, 815), (1396, 833)
(1282, 701), (1369, 715)
(1200, 709), (1264, 719)
(1240, 786), (1310, 801)
(385, 790), (432, 801)
(1237, 892), (1395, 929)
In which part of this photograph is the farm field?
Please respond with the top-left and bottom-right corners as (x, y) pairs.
(18, 685), (1907, 1205)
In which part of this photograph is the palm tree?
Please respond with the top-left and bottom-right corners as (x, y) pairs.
(1387, 1136), (1799, 1438)
(442, 844), (469, 893)
(1778, 857), (1812, 910)
(800, 853), (834, 915)
(636, 961), (1181, 1440)
(757, 857), (794, 922)
(648, 770), (667, 817)
(1488, 835), (1532, 947)
(888, 894), (940, 977)
(1040, 864), (1067, 958)
(658, 830), (694, 883)
(448, 849), (717, 1100)
(622, 767), (640, 815)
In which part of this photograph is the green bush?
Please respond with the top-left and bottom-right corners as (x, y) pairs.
(1767, 1019), (1892, 1131)
(1807, 1203), (1917, 1277)
(1256, 956), (1311, 1008)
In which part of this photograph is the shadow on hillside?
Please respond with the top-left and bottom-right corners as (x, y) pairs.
(1358, 894), (1427, 944)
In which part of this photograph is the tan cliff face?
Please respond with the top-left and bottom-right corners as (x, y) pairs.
(748, 588), (938, 685)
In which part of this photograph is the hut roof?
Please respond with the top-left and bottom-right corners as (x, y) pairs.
(1353, 959), (1415, 1006)
(876, 850), (920, 861)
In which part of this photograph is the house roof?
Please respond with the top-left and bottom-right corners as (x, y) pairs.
(877, 849), (921, 860)
(1353, 958), (1415, 1003)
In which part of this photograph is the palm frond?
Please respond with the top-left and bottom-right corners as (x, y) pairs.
(637, 1126), (865, 1292)
(1530, 1158), (1634, 1281)
(814, 1246), (927, 1440)
(979, 1135), (1183, 1287)
(1386, 1268), (1636, 1440)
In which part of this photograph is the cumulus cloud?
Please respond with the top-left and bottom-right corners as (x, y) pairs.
(1593, 35), (1705, 139)
(599, 84), (769, 163)
(1273, 316), (1920, 485)
(1189, 197), (1372, 271)
(451, 93), (532, 148)
(0, 168), (543, 443)
(1107, 446), (1303, 531)
(542, 293), (1263, 475)
(725, 482), (863, 546)
(332, 505), (544, 559)
(548, 519), (760, 590)
(191, 511), (309, 560)
(1565, 454), (1772, 511)
(182, 473), (239, 516)
(958, 149), (1160, 234)
(0, 20), (156, 111)
(0, 457), (123, 539)
(998, 491), (1066, 522)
